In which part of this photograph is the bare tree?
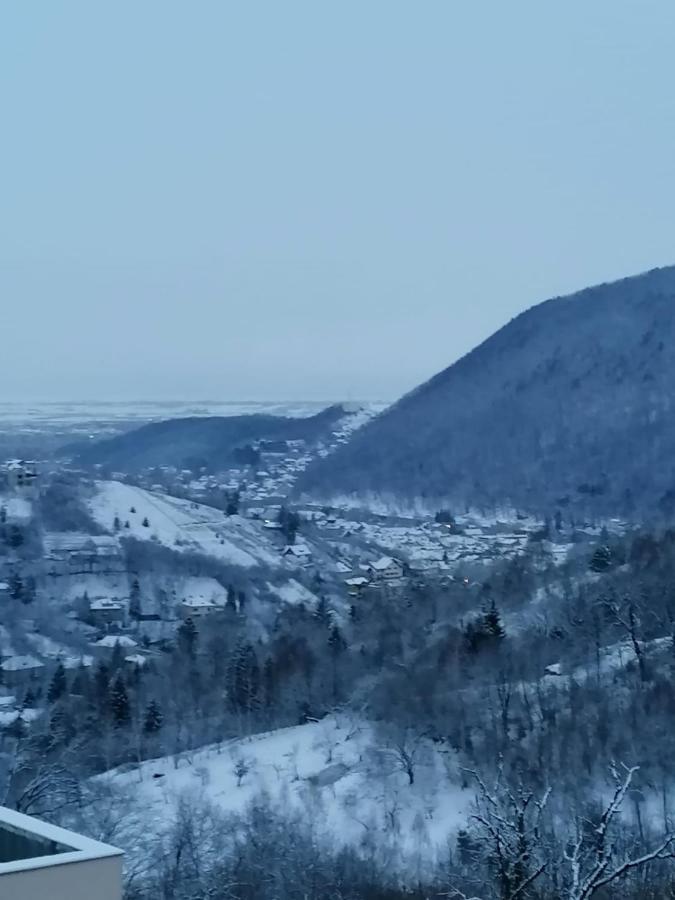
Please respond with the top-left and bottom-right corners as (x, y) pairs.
(563, 763), (675, 899)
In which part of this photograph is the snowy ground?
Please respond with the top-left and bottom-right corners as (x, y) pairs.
(106, 717), (472, 874)
(89, 481), (285, 569)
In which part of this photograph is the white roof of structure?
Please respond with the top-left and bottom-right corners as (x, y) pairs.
(93, 635), (137, 649)
(125, 654), (147, 666)
(0, 805), (122, 877)
(44, 533), (121, 557)
(90, 599), (124, 611)
(370, 556), (398, 570)
(1, 655), (44, 672)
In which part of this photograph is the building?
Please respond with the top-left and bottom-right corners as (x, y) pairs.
(345, 576), (369, 597)
(89, 599), (125, 628)
(124, 654), (148, 669)
(367, 556), (405, 583)
(180, 597), (218, 618)
(281, 543), (312, 561)
(262, 508), (282, 529)
(0, 656), (45, 688)
(43, 534), (125, 578)
(92, 635), (137, 658)
(4, 460), (39, 494)
(0, 805), (122, 899)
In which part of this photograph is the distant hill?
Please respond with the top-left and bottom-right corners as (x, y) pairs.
(69, 405), (349, 473)
(298, 266), (675, 518)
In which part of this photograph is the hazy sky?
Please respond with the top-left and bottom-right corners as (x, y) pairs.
(2, 2), (675, 402)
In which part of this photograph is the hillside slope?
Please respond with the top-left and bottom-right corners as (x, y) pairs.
(298, 266), (675, 517)
(69, 405), (349, 472)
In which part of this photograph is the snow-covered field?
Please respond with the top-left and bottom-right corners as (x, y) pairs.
(107, 717), (472, 873)
(89, 481), (284, 569)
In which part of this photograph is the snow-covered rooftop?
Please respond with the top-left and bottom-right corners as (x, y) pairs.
(1, 655), (44, 672)
(93, 635), (137, 649)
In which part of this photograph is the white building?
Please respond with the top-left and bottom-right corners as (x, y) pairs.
(0, 806), (122, 899)
(0, 656), (45, 688)
(367, 556), (405, 582)
(89, 599), (125, 627)
(3, 460), (39, 494)
(281, 543), (312, 561)
(345, 576), (369, 596)
(180, 597), (218, 618)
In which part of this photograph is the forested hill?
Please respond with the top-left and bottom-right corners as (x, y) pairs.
(298, 266), (675, 518)
(68, 405), (349, 472)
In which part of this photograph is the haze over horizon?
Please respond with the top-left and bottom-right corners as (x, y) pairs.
(3, 1), (675, 402)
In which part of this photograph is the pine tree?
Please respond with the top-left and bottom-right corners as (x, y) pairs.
(47, 663), (67, 704)
(314, 595), (331, 626)
(9, 574), (22, 601)
(94, 662), (110, 709)
(22, 688), (35, 709)
(226, 585), (238, 614)
(228, 642), (260, 713)
(109, 675), (130, 725)
(590, 544), (612, 572)
(262, 657), (276, 709)
(482, 600), (506, 640)
(141, 516), (150, 528)
(143, 699), (163, 733)
(129, 578), (141, 620)
(177, 617), (198, 657)
(328, 624), (347, 655)
(8, 526), (24, 548)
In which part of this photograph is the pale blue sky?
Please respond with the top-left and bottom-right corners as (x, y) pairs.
(2, 1), (675, 401)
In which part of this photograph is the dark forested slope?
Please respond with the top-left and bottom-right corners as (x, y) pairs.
(299, 266), (675, 516)
(69, 405), (348, 472)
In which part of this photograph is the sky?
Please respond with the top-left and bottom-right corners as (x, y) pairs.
(2, 1), (675, 403)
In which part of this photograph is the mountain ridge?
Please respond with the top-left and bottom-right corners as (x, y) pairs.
(297, 265), (675, 517)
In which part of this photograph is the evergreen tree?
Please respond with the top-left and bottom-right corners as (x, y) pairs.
(314, 595), (331, 626)
(94, 662), (110, 709)
(328, 624), (347, 655)
(225, 489), (240, 516)
(109, 675), (130, 726)
(141, 516), (150, 528)
(262, 657), (276, 709)
(9, 574), (22, 601)
(21, 577), (35, 605)
(228, 642), (260, 713)
(226, 585), (238, 614)
(129, 578), (141, 619)
(590, 544), (612, 572)
(483, 600), (506, 640)
(8, 526), (24, 548)
(143, 699), (163, 733)
(177, 617), (198, 658)
(47, 662), (67, 704)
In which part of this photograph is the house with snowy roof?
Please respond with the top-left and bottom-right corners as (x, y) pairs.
(0, 655), (45, 688)
(366, 556), (405, 583)
(92, 635), (137, 658)
(180, 597), (218, 618)
(89, 599), (125, 627)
